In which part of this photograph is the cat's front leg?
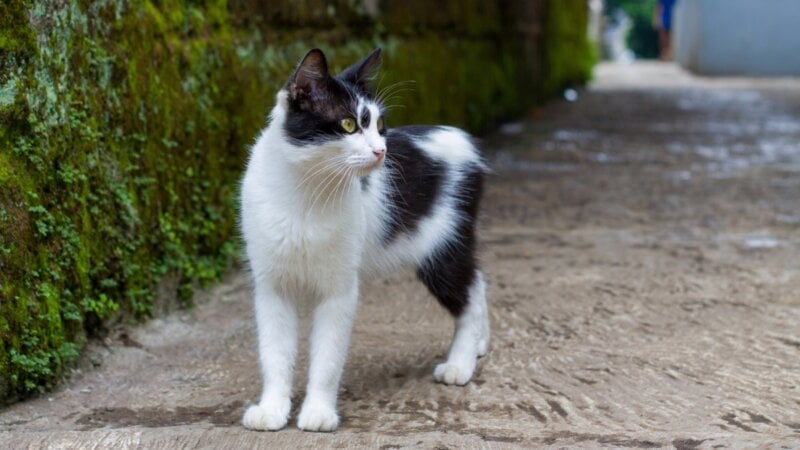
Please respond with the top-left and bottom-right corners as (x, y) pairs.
(297, 281), (359, 432)
(242, 283), (298, 431)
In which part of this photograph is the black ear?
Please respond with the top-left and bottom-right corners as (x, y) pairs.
(337, 48), (382, 93)
(286, 48), (329, 100)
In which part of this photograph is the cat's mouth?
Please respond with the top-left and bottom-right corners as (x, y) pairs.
(368, 156), (386, 171)
(349, 156), (384, 175)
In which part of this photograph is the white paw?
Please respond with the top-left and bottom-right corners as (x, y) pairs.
(297, 401), (339, 432)
(242, 400), (290, 431)
(434, 361), (475, 385)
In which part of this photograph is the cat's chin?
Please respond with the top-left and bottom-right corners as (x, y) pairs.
(352, 160), (384, 176)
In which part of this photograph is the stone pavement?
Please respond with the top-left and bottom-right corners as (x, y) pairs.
(2, 62), (799, 448)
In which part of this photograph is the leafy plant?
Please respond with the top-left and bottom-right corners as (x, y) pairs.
(606, 0), (659, 59)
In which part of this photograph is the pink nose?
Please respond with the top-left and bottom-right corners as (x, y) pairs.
(372, 148), (386, 159)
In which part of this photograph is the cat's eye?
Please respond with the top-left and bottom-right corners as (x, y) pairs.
(376, 117), (385, 132)
(340, 118), (357, 134)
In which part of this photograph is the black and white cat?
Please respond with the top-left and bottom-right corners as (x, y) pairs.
(240, 48), (489, 432)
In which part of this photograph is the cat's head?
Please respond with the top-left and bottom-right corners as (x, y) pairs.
(277, 48), (387, 175)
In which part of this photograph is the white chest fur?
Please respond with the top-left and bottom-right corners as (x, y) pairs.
(241, 134), (367, 303)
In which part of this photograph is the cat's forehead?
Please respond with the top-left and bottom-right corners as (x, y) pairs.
(285, 72), (382, 124)
(355, 97), (380, 114)
(319, 80), (381, 119)
(302, 78), (357, 118)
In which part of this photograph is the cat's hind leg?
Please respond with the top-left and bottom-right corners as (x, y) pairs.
(242, 283), (298, 431)
(418, 256), (490, 386)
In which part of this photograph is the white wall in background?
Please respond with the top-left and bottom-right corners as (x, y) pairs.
(674, 0), (800, 75)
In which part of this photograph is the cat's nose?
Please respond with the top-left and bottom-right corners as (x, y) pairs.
(372, 148), (386, 159)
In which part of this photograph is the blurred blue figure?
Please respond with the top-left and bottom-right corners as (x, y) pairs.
(655, 0), (677, 60)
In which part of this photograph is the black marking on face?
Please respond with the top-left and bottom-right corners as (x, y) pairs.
(282, 48), (385, 146)
(382, 127), (446, 243)
(360, 107), (371, 130)
(283, 76), (361, 145)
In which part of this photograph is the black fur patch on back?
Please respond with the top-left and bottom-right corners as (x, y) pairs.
(382, 127), (446, 242)
(382, 125), (485, 317)
(416, 163), (483, 317)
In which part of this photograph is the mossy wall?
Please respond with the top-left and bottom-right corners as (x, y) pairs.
(0, 0), (594, 404)
(542, 0), (597, 97)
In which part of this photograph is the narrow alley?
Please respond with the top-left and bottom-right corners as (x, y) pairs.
(2, 62), (799, 448)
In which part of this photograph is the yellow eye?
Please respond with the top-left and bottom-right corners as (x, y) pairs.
(340, 118), (357, 133)
(376, 117), (384, 131)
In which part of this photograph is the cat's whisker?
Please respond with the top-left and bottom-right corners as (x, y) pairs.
(376, 160), (408, 210)
(376, 90), (411, 106)
(375, 73), (389, 98)
(331, 166), (357, 213)
(308, 161), (349, 213)
(381, 104), (407, 112)
(329, 166), (355, 213)
(378, 94), (412, 111)
(342, 168), (358, 207)
(379, 83), (416, 95)
(380, 89), (415, 101)
(322, 164), (349, 213)
(377, 90), (413, 106)
(376, 79), (416, 102)
(294, 163), (335, 193)
(294, 157), (348, 195)
(306, 165), (341, 212)
(383, 158), (408, 186)
(294, 156), (339, 186)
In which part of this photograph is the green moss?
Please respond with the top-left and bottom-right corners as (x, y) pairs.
(541, 0), (597, 97)
(0, 153), (13, 184)
(373, 37), (530, 133)
(0, 1), (36, 53)
(1, 0), (594, 404)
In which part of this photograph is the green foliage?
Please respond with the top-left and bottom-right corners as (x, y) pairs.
(1, 0), (262, 403)
(606, 0), (659, 59)
(0, 0), (594, 404)
(0, 1), (35, 53)
(541, 0), (597, 97)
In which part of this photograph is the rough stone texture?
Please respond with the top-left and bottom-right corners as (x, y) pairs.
(3, 62), (798, 448)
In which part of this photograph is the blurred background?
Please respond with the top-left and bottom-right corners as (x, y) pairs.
(602, 0), (800, 75)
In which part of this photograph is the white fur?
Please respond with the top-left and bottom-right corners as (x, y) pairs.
(434, 272), (490, 385)
(240, 90), (488, 432)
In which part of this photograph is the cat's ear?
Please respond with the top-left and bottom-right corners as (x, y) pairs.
(286, 48), (329, 100)
(337, 48), (382, 93)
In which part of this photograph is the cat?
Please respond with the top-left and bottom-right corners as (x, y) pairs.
(239, 48), (490, 432)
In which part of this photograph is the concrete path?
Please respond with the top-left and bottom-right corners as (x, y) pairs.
(2, 62), (800, 448)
